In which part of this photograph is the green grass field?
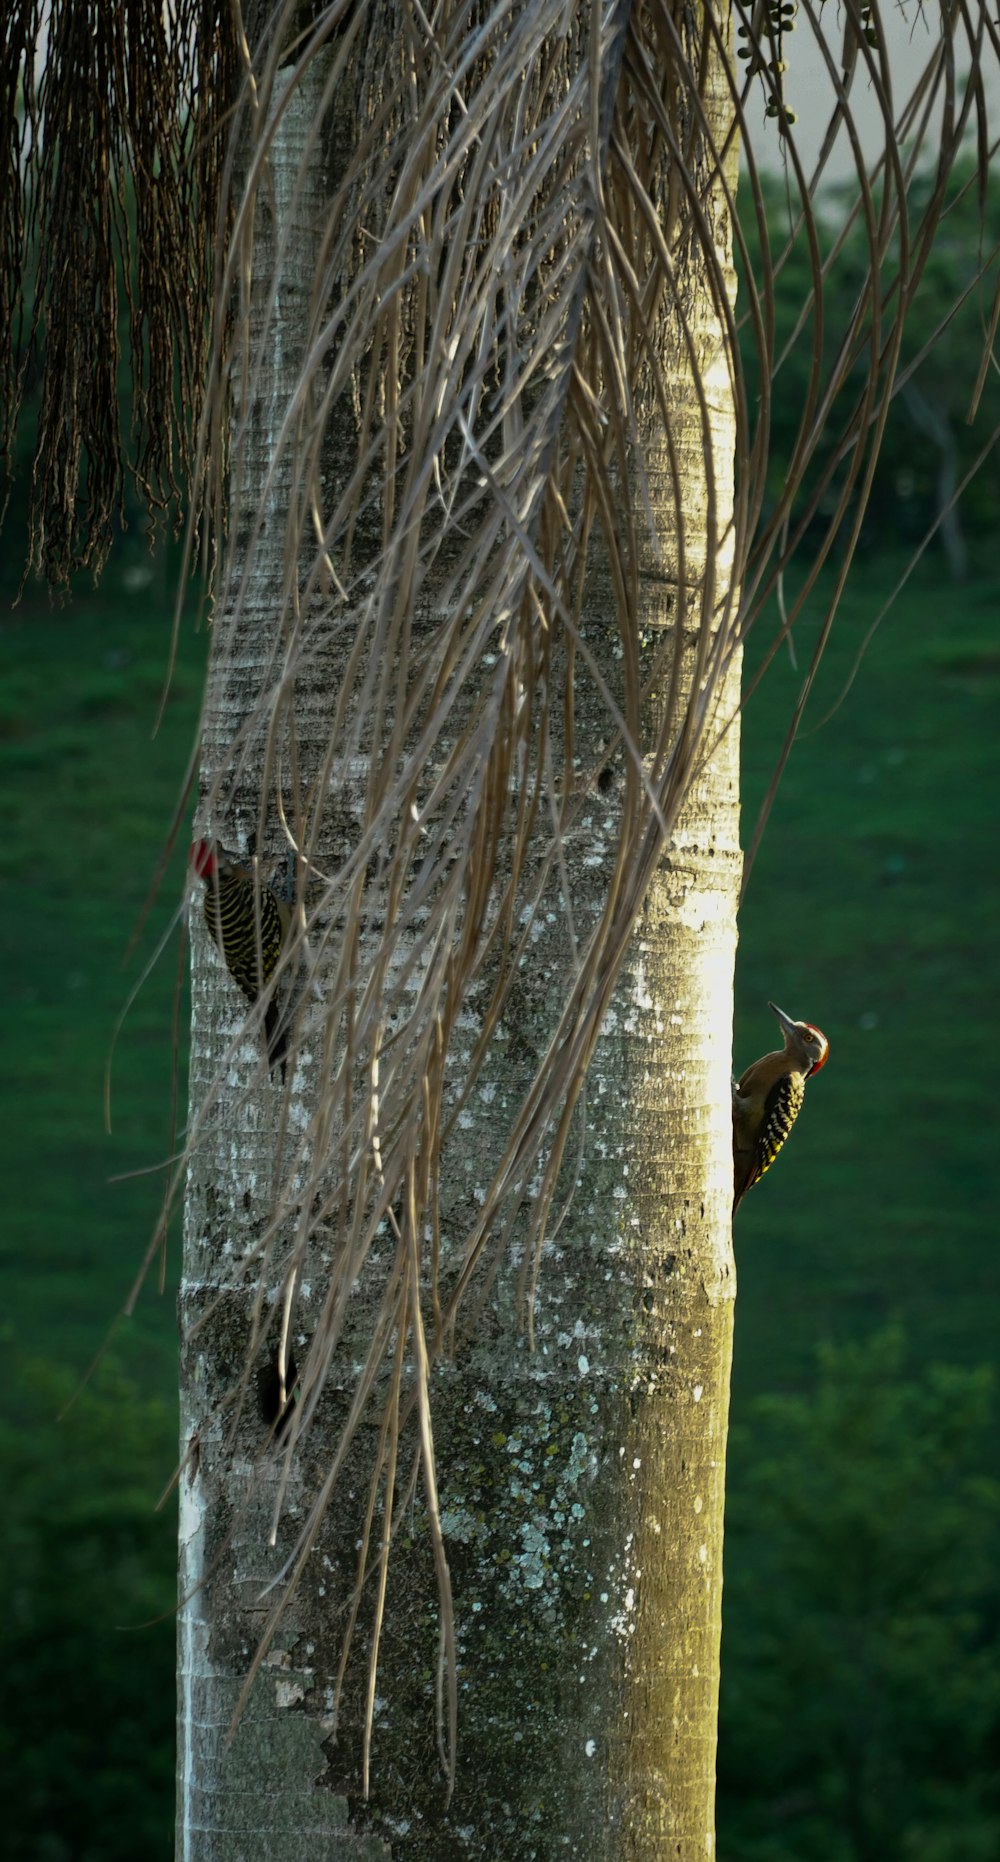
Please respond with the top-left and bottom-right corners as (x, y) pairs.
(1, 542), (997, 1856)
(734, 555), (998, 1396)
(1, 562), (209, 1401)
(1, 559), (203, 1857)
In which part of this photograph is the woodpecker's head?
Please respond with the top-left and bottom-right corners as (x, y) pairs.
(769, 1001), (829, 1077)
(189, 839), (218, 882)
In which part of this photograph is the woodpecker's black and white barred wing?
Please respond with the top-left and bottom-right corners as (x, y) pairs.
(733, 1071), (806, 1210)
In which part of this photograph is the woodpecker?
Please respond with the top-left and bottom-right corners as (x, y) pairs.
(190, 840), (292, 1077)
(732, 1001), (829, 1213)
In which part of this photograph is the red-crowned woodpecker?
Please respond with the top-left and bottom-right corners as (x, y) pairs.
(190, 840), (291, 1077)
(732, 1001), (829, 1213)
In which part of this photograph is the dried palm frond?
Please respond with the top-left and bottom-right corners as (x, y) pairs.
(2, 0), (239, 584)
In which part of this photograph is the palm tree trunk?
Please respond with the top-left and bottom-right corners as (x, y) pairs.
(177, 6), (741, 1857)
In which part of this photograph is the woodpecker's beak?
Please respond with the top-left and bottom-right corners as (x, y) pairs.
(767, 1001), (796, 1040)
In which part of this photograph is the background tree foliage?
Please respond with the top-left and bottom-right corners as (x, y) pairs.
(720, 1331), (1000, 1860)
(739, 160), (1000, 572)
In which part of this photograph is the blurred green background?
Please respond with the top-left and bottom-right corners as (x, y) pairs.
(2, 170), (998, 1858)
